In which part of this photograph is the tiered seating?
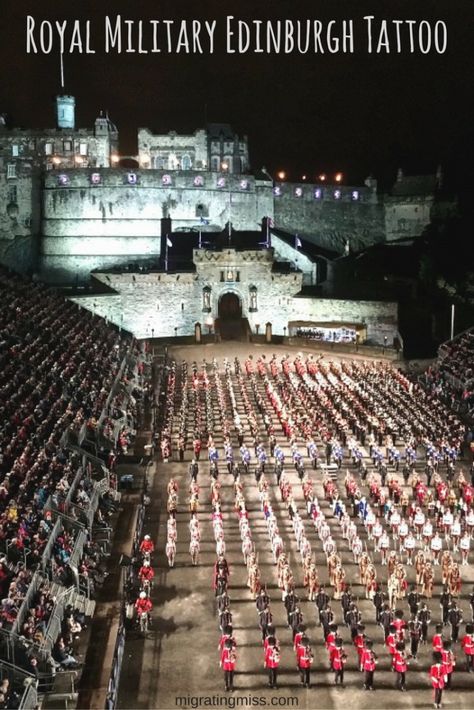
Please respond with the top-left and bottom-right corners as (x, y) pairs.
(0, 266), (139, 700)
(422, 327), (474, 419)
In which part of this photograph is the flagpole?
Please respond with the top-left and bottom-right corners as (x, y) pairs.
(198, 228), (202, 249)
(165, 240), (168, 272)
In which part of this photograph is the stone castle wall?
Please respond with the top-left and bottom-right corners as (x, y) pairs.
(40, 169), (274, 282)
(0, 166), (40, 273)
(273, 181), (385, 253)
(70, 248), (397, 345)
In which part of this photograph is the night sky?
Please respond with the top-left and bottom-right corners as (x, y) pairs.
(0, 0), (472, 191)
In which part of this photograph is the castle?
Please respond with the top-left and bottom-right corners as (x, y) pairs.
(0, 93), (455, 345)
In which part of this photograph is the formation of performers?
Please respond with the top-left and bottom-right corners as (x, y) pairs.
(151, 352), (474, 705)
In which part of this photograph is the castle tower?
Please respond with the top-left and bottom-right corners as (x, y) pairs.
(56, 95), (75, 130)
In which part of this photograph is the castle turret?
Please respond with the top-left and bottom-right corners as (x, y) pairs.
(56, 95), (75, 130)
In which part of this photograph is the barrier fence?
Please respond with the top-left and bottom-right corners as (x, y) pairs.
(0, 659), (38, 710)
(105, 473), (149, 709)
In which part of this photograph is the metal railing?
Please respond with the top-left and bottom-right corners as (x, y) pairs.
(0, 660), (38, 710)
(105, 472), (149, 709)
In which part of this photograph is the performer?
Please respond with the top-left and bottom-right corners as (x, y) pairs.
(393, 641), (408, 691)
(220, 638), (237, 692)
(432, 625), (444, 654)
(361, 639), (377, 691)
(441, 640), (455, 690)
(461, 624), (474, 672)
(297, 638), (313, 688)
(408, 617), (422, 660)
(330, 638), (347, 686)
(213, 555), (230, 594)
(430, 651), (447, 709)
(264, 637), (280, 689)
(139, 534), (154, 557)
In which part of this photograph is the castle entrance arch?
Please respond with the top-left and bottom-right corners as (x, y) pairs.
(218, 292), (242, 320)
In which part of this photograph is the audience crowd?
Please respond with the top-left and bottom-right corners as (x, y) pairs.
(0, 267), (134, 701)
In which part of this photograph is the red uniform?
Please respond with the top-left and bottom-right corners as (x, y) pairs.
(461, 634), (474, 655)
(297, 645), (313, 669)
(430, 663), (446, 689)
(293, 631), (304, 650)
(221, 647), (236, 671)
(441, 649), (454, 674)
(265, 646), (280, 668)
(139, 539), (154, 554)
(354, 633), (365, 660)
(193, 439), (202, 457)
(361, 648), (377, 671)
(393, 618), (406, 641)
(135, 598), (152, 615)
(330, 647), (346, 670)
(432, 634), (443, 653)
(386, 632), (397, 655)
(393, 651), (407, 673)
(326, 631), (337, 652)
(139, 566), (154, 581)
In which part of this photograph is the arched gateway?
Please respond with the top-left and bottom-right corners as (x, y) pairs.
(216, 291), (245, 340)
(218, 291), (242, 320)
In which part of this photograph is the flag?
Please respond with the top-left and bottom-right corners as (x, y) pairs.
(295, 236), (302, 248)
(166, 237), (173, 247)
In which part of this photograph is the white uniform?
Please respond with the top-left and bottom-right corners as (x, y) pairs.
(460, 534), (470, 563)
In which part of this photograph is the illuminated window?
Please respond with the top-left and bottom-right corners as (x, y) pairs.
(314, 188), (322, 199)
(90, 172), (101, 185)
(79, 143), (88, 156)
(127, 172), (137, 185)
(182, 155), (192, 170)
(58, 174), (70, 186)
(193, 175), (204, 187)
(162, 174), (172, 186)
(239, 179), (249, 190)
(334, 189), (342, 200)
(63, 140), (72, 151)
(273, 186), (282, 197)
(45, 143), (53, 156)
(11, 145), (19, 157)
(7, 164), (16, 179)
(351, 190), (359, 201)
(294, 187), (303, 198)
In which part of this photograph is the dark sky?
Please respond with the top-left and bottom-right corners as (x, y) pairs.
(1, 0), (472, 190)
